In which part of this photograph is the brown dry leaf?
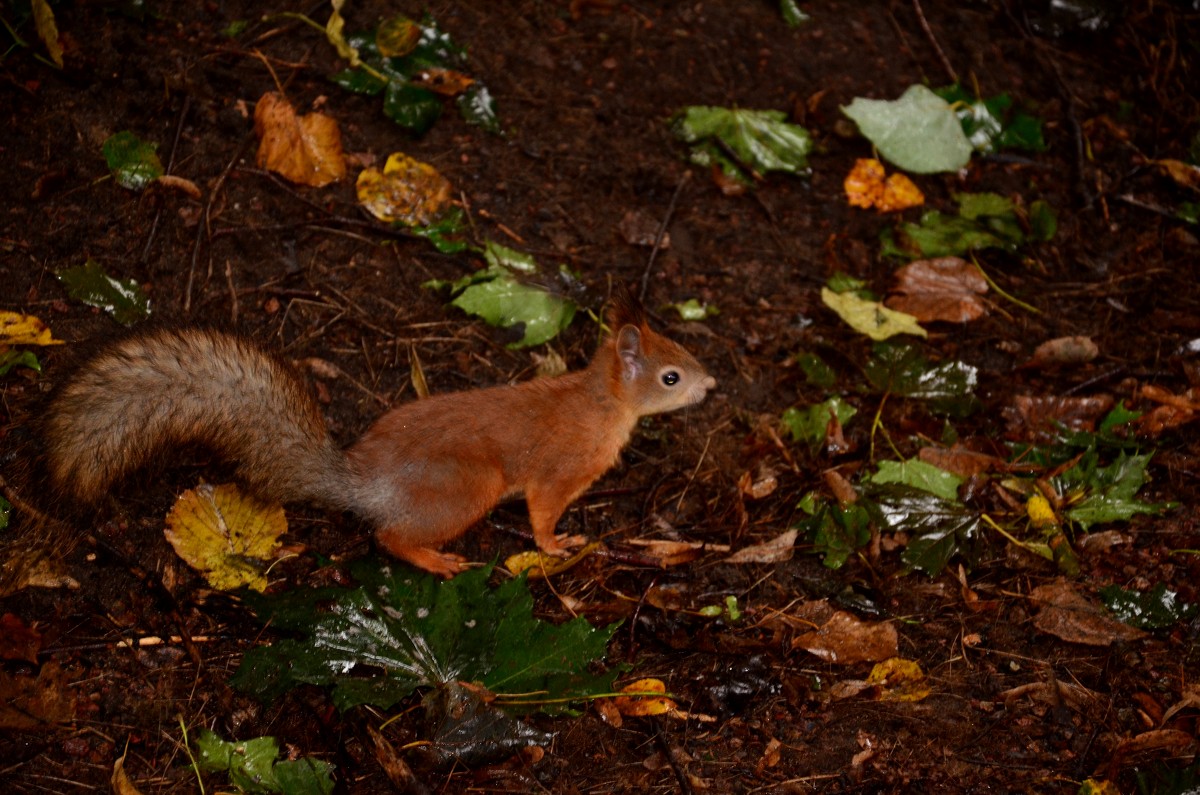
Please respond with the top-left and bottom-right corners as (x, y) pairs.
(792, 611), (899, 664)
(254, 92), (346, 188)
(1030, 579), (1146, 646)
(998, 679), (1100, 711)
(918, 445), (1001, 479)
(625, 538), (718, 567)
(0, 661), (74, 730)
(0, 613), (42, 664)
(614, 678), (676, 717)
(1112, 729), (1198, 760)
(1006, 394), (1114, 441)
(410, 68), (476, 96)
(885, 256), (987, 323)
(756, 738), (783, 774)
(617, 209), (670, 248)
(823, 469), (859, 504)
(1156, 159), (1200, 191)
(357, 152), (454, 226)
(844, 158), (925, 212)
(724, 529), (797, 564)
(1161, 684), (1200, 724)
(1026, 336), (1099, 368)
(112, 748), (145, 795)
(738, 464), (778, 500)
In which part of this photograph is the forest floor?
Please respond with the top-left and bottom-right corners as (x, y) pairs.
(2, 1), (1200, 793)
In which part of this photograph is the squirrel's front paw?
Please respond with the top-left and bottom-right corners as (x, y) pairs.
(538, 533), (588, 558)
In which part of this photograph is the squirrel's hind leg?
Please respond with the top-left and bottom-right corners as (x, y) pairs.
(376, 531), (470, 578)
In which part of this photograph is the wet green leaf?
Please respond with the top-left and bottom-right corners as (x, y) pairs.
(795, 351), (836, 390)
(1060, 452), (1173, 529)
(232, 562), (618, 714)
(794, 497), (871, 569)
(672, 106), (812, 186)
(457, 83), (501, 133)
(935, 84), (1047, 154)
(780, 0), (810, 26)
(842, 84), (973, 174)
(0, 496), (10, 531)
(56, 258), (150, 326)
(826, 272), (868, 295)
(781, 397), (856, 448)
(0, 349), (40, 375)
(383, 82), (442, 134)
(102, 131), (163, 190)
(194, 728), (334, 795)
(1178, 202), (1199, 225)
(870, 460), (963, 502)
(866, 485), (983, 576)
(1099, 583), (1197, 630)
(864, 342), (978, 415)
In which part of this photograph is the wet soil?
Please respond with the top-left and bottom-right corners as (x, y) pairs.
(2, 1), (1199, 793)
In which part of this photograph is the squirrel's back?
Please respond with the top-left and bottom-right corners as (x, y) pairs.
(43, 328), (353, 507)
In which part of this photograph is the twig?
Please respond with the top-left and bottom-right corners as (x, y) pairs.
(185, 141), (248, 312)
(639, 171), (691, 302)
(912, 0), (958, 84)
(140, 95), (191, 264)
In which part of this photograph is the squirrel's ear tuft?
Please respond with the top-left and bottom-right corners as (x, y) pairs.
(607, 285), (648, 331)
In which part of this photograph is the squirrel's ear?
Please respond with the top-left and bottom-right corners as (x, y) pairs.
(616, 325), (644, 381)
(607, 285), (648, 332)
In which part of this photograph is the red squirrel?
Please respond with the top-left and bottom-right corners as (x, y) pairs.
(42, 290), (716, 576)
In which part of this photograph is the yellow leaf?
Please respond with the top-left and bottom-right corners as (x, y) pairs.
(254, 92), (346, 188)
(376, 16), (422, 58)
(504, 541), (601, 579)
(0, 311), (64, 346)
(821, 287), (927, 341)
(1078, 780), (1121, 795)
(164, 483), (287, 593)
(356, 152), (453, 226)
(865, 657), (930, 702)
(31, 0), (64, 68)
(613, 678), (677, 716)
(1026, 494), (1058, 530)
(325, 0), (360, 68)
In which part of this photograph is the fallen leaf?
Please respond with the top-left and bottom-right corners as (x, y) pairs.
(1006, 395), (1114, 440)
(357, 152), (454, 227)
(410, 68), (476, 96)
(0, 311), (63, 346)
(724, 529), (798, 564)
(841, 84), (973, 174)
(254, 92), (346, 188)
(618, 209), (670, 247)
(917, 445), (1001, 479)
(738, 465), (779, 500)
(1161, 684), (1200, 725)
(0, 613), (42, 663)
(614, 679), (676, 717)
(866, 658), (930, 702)
(844, 158), (924, 212)
(627, 538), (728, 568)
(0, 662), (74, 730)
(31, 0), (63, 68)
(885, 256), (988, 323)
(164, 483), (287, 592)
(1026, 336), (1099, 368)
(1030, 579), (1146, 646)
(1156, 159), (1200, 192)
(112, 749), (145, 795)
(792, 611), (899, 664)
(504, 542), (601, 578)
(822, 287), (927, 340)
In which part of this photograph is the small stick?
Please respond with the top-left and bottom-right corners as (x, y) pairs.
(912, 0), (958, 84)
(639, 171), (691, 302)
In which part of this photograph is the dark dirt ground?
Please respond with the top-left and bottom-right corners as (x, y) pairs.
(3, 1), (1200, 792)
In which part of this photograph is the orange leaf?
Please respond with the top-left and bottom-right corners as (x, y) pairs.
(410, 68), (476, 97)
(254, 92), (346, 188)
(844, 158), (924, 212)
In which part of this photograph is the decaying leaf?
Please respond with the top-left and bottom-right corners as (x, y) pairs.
(164, 483), (287, 593)
(254, 92), (346, 188)
(0, 311), (63, 347)
(31, 0), (64, 68)
(865, 657), (931, 702)
(844, 158), (924, 212)
(0, 661), (75, 731)
(792, 611), (899, 664)
(1029, 580), (1147, 646)
(410, 68), (476, 96)
(917, 445), (1001, 479)
(618, 209), (670, 248)
(822, 287), (927, 341)
(1156, 159), (1200, 192)
(1026, 336), (1099, 368)
(885, 256), (988, 323)
(357, 152), (454, 226)
(504, 542), (601, 579)
(724, 530), (798, 564)
(1006, 395), (1114, 441)
(111, 749), (145, 795)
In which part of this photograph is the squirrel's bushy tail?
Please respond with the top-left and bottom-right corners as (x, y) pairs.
(44, 328), (355, 508)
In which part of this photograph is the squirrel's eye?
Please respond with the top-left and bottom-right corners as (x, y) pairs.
(661, 370), (680, 386)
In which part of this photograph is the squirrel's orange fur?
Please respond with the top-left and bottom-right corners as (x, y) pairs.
(43, 292), (715, 576)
